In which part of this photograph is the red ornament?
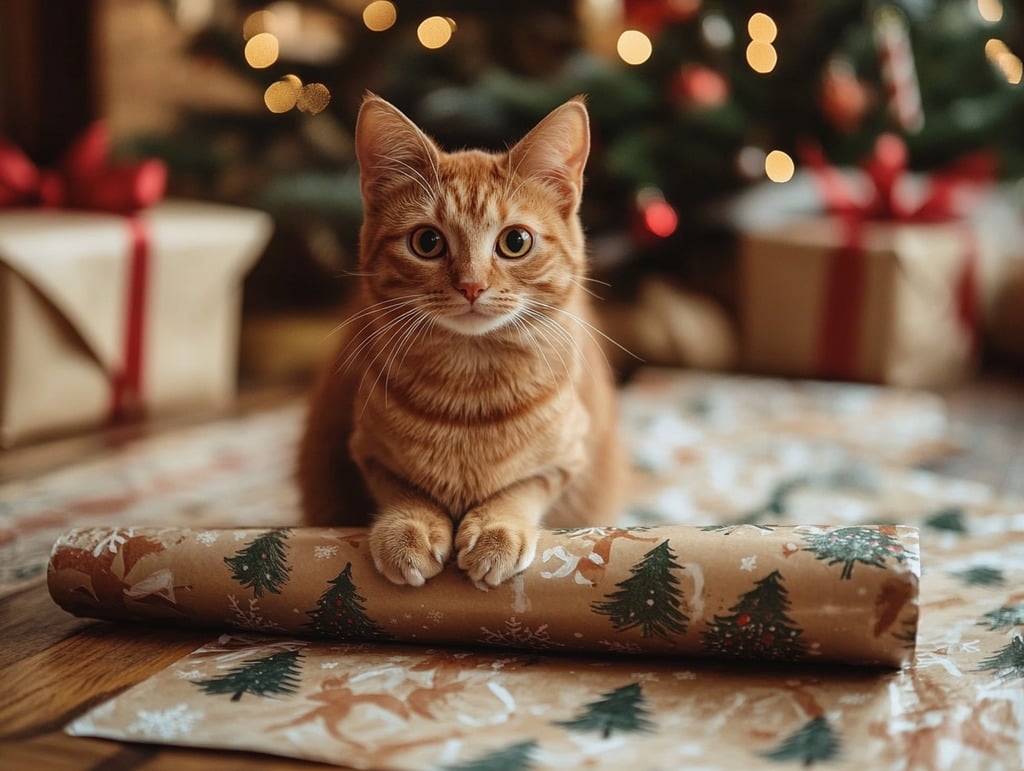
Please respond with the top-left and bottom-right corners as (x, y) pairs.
(820, 62), (871, 133)
(737, 613), (751, 626)
(670, 64), (729, 109)
(625, 0), (701, 32)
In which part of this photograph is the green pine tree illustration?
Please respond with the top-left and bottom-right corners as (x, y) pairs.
(953, 565), (1005, 587)
(923, 506), (967, 533)
(223, 529), (292, 597)
(979, 603), (1024, 631)
(802, 527), (908, 580)
(591, 540), (688, 640)
(762, 716), (841, 765)
(977, 636), (1024, 680)
(554, 682), (655, 739)
(443, 739), (538, 771)
(194, 648), (303, 702)
(702, 570), (807, 661)
(305, 563), (391, 640)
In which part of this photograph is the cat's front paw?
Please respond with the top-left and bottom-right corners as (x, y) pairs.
(368, 507), (453, 586)
(455, 512), (538, 589)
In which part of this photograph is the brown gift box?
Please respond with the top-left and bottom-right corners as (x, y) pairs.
(740, 215), (999, 389)
(49, 524), (920, 667)
(0, 201), (272, 447)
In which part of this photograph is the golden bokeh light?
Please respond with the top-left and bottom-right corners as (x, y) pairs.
(617, 30), (653, 65)
(747, 12), (777, 44)
(417, 16), (454, 49)
(265, 78), (300, 113)
(985, 38), (1009, 61)
(243, 10), (277, 40)
(244, 32), (280, 69)
(297, 83), (332, 114)
(765, 150), (795, 183)
(363, 1), (397, 32)
(746, 41), (777, 73)
(997, 52), (1023, 84)
(977, 0), (1004, 22)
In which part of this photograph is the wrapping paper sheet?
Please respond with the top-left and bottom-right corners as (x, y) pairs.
(48, 524), (920, 666)
(14, 368), (1024, 768)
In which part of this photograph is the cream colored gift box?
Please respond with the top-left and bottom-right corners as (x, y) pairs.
(0, 201), (272, 447)
(740, 216), (1000, 389)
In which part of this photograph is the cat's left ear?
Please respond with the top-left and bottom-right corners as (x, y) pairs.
(508, 97), (590, 215)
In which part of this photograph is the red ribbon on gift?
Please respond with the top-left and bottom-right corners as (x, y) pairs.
(0, 124), (167, 420)
(802, 135), (990, 380)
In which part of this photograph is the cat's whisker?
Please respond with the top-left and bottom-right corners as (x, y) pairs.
(326, 296), (419, 339)
(329, 301), (422, 373)
(358, 309), (427, 416)
(519, 307), (589, 388)
(527, 299), (642, 362)
(382, 310), (434, 406)
(336, 306), (423, 378)
(568, 277), (605, 300)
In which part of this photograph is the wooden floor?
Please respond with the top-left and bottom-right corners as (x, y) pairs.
(0, 371), (1022, 770)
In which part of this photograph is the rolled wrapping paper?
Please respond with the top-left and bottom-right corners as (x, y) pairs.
(48, 524), (919, 667)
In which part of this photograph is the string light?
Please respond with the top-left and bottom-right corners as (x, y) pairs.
(984, 38), (1022, 84)
(245, 32), (280, 68)
(764, 150), (794, 183)
(265, 77), (300, 113)
(363, 1), (396, 32)
(977, 0), (1003, 23)
(243, 10), (277, 40)
(636, 187), (677, 238)
(418, 16), (454, 49)
(617, 30), (653, 65)
(745, 12), (777, 74)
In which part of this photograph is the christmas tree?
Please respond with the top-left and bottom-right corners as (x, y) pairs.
(591, 540), (689, 641)
(979, 603), (1024, 631)
(954, 565), (1005, 587)
(802, 527), (909, 580)
(977, 635), (1024, 679)
(702, 570), (806, 661)
(761, 716), (842, 765)
(554, 682), (654, 739)
(305, 562), (391, 640)
(223, 529), (292, 596)
(443, 739), (539, 771)
(194, 648), (303, 702)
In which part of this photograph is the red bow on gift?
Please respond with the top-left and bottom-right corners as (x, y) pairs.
(799, 135), (993, 381)
(0, 123), (166, 213)
(801, 133), (994, 224)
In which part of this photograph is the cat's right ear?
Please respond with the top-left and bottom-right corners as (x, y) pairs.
(355, 94), (441, 208)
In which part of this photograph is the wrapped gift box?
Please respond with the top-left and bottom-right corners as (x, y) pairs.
(740, 214), (1000, 389)
(0, 201), (272, 447)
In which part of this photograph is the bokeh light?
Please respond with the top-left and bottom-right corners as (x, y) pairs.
(985, 38), (1009, 60)
(977, 0), (1004, 22)
(765, 150), (795, 183)
(265, 77), (300, 113)
(243, 10), (276, 40)
(997, 52), (1023, 84)
(297, 83), (332, 114)
(363, 1), (397, 32)
(747, 12), (777, 43)
(617, 30), (653, 65)
(417, 16), (454, 49)
(701, 12), (733, 49)
(746, 41), (777, 73)
(244, 32), (280, 68)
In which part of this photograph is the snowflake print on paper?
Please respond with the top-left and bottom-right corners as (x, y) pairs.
(89, 528), (136, 557)
(196, 531), (219, 547)
(313, 544), (338, 560)
(127, 703), (204, 740)
(227, 595), (284, 632)
(740, 555), (758, 572)
(479, 617), (564, 650)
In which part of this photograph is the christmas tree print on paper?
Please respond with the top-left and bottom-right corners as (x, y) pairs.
(953, 566), (1005, 587)
(977, 636), (1024, 680)
(443, 739), (538, 771)
(702, 570), (806, 661)
(223, 529), (291, 597)
(923, 506), (967, 533)
(979, 603), (1024, 631)
(762, 716), (841, 765)
(554, 682), (654, 739)
(802, 527), (908, 580)
(194, 648), (302, 702)
(305, 563), (391, 641)
(591, 540), (688, 641)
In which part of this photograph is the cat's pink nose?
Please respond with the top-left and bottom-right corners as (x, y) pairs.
(457, 282), (487, 304)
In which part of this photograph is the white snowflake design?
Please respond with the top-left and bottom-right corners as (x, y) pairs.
(226, 595), (284, 632)
(740, 555), (758, 572)
(313, 544), (339, 560)
(427, 609), (445, 624)
(127, 703), (204, 740)
(196, 531), (219, 547)
(174, 669), (204, 680)
(478, 617), (565, 649)
(89, 528), (136, 557)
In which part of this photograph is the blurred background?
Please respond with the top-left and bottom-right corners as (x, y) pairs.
(1, 0), (1023, 445)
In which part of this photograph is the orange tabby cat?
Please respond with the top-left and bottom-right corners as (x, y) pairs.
(298, 94), (626, 588)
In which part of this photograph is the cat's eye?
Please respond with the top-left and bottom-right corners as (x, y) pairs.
(409, 227), (446, 259)
(496, 226), (533, 259)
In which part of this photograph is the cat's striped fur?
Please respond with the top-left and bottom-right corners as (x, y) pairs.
(298, 95), (626, 588)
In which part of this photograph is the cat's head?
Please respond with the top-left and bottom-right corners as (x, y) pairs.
(354, 94), (590, 337)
